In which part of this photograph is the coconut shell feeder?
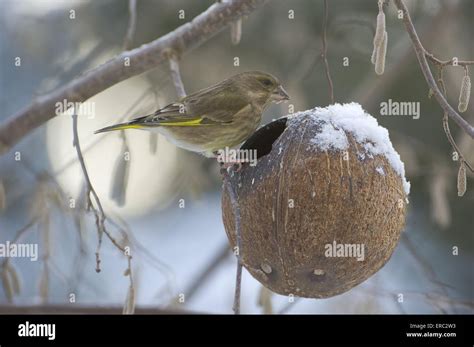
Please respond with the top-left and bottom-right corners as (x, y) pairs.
(222, 103), (410, 298)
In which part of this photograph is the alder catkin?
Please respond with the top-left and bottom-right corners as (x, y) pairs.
(39, 266), (49, 302)
(1, 270), (13, 302)
(123, 284), (136, 314)
(372, 1), (386, 70)
(110, 143), (131, 207)
(7, 264), (21, 295)
(457, 161), (466, 197)
(374, 9), (385, 47)
(149, 133), (158, 154)
(371, 46), (377, 65)
(231, 18), (242, 45)
(375, 31), (387, 75)
(458, 73), (471, 113)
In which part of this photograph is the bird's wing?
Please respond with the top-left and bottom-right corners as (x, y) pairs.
(182, 82), (250, 123)
(128, 81), (250, 127)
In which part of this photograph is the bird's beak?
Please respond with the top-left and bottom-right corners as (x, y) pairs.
(272, 85), (290, 103)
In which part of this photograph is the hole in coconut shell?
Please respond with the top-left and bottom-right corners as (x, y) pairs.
(260, 262), (272, 274)
(240, 118), (288, 159)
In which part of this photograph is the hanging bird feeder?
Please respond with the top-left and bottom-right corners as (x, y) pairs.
(222, 103), (410, 298)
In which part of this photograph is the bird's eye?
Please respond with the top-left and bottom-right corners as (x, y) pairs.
(261, 78), (273, 87)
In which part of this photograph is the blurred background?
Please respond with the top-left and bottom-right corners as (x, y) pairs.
(0, 0), (472, 313)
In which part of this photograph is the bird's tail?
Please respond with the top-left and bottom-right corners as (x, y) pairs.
(94, 120), (145, 134)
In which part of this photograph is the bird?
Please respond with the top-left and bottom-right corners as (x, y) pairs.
(94, 71), (290, 158)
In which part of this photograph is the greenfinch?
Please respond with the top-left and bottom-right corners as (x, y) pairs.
(95, 71), (289, 157)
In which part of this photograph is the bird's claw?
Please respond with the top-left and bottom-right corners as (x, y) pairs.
(219, 160), (244, 175)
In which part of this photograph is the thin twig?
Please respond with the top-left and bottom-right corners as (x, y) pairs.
(168, 54), (187, 98)
(436, 67), (473, 172)
(425, 53), (474, 67)
(0, 0), (268, 154)
(233, 260), (243, 314)
(72, 113), (106, 272)
(392, 0), (474, 138)
(223, 171), (243, 314)
(71, 112), (134, 313)
(321, 0), (334, 104)
(123, 0), (138, 51)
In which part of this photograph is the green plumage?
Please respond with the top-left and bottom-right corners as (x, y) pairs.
(95, 71), (289, 157)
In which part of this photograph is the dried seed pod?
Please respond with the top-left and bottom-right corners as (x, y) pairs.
(257, 286), (273, 314)
(374, 4), (386, 47)
(375, 31), (387, 75)
(222, 104), (409, 298)
(123, 284), (135, 314)
(371, 46), (377, 65)
(430, 170), (450, 228)
(231, 18), (242, 45)
(39, 265), (49, 303)
(457, 161), (466, 197)
(6, 263), (21, 295)
(1, 269), (14, 302)
(458, 73), (471, 113)
(372, 0), (386, 65)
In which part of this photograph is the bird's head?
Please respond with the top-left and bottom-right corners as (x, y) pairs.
(233, 71), (290, 106)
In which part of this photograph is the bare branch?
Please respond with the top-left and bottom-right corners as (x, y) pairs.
(0, 0), (268, 155)
(392, 0), (474, 138)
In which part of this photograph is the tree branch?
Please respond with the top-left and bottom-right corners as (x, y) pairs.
(0, 0), (268, 155)
(393, 0), (474, 138)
